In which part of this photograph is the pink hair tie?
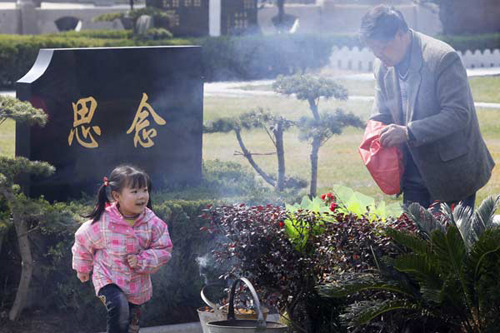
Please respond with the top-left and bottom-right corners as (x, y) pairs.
(103, 176), (109, 187)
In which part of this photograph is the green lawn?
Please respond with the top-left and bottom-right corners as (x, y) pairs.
(204, 94), (373, 122)
(1, 76), (500, 205)
(0, 119), (15, 157)
(239, 78), (376, 97)
(238, 75), (500, 105)
(469, 76), (500, 103)
(204, 75), (500, 205)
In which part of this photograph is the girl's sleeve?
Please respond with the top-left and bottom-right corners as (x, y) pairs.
(135, 218), (173, 274)
(72, 221), (103, 273)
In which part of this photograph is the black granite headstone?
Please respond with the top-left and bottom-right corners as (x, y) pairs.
(16, 46), (203, 201)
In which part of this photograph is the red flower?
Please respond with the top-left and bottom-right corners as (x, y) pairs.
(329, 202), (337, 212)
(279, 221), (285, 228)
(321, 194), (326, 200)
(326, 192), (334, 199)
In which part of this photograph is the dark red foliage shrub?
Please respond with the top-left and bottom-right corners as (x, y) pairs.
(202, 203), (416, 331)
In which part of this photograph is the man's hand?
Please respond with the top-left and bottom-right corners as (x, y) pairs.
(380, 124), (408, 147)
(127, 254), (138, 269)
(77, 272), (89, 283)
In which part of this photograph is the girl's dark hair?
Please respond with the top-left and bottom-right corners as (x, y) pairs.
(86, 165), (153, 223)
(360, 5), (409, 42)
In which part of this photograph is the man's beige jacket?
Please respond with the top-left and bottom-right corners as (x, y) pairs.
(371, 30), (495, 202)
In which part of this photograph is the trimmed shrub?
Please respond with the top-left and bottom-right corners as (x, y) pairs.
(438, 33), (500, 52)
(4, 30), (499, 90)
(0, 33), (360, 88)
(200, 34), (343, 81)
(143, 199), (213, 326)
(156, 160), (303, 205)
(0, 35), (126, 87)
(54, 29), (134, 39)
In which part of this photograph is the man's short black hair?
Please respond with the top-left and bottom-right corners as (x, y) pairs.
(360, 5), (409, 42)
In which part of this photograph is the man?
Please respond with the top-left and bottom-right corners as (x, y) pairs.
(361, 5), (494, 209)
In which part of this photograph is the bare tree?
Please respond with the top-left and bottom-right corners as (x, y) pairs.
(273, 75), (364, 197)
(0, 96), (55, 321)
(205, 109), (305, 192)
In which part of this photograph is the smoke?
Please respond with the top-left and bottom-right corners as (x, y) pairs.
(196, 252), (231, 287)
(196, 253), (212, 286)
(196, 238), (236, 287)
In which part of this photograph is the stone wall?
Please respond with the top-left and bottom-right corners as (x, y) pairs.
(0, 8), (20, 34)
(36, 7), (126, 33)
(0, 2), (127, 34)
(0, 0), (441, 36)
(258, 2), (441, 36)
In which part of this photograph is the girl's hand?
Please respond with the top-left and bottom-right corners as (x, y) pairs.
(127, 254), (138, 269)
(77, 272), (89, 283)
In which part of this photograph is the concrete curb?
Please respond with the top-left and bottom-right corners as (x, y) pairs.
(99, 322), (203, 333)
(138, 322), (203, 333)
(112, 313), (282, 333)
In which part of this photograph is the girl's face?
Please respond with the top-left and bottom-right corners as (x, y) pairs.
(112, 185), (149, 217)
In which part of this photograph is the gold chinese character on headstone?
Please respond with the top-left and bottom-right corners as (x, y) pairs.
(127, 93), (166, 148)
(68, 96), (102, 148)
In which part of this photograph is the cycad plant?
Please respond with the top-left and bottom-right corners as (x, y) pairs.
(318, 196), (500, 332)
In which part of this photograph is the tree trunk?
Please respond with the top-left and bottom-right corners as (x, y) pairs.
(277, 0), (285, 25)
(307, 98), (320, 121)
(0, 229), (6, 259)
(307, 98), (321, 197)
(275, 121), (285, 192)
(273, 0), (286, 33)
(235, 129), (276, 187)
(9, 210), (33, 321)
(309, 136), (320, 198)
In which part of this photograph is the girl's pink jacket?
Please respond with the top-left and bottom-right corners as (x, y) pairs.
(72, 203), (173, 305)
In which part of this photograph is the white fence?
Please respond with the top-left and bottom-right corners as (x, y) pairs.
(330, 46), (500, 72)
(461, 49), (500, 69)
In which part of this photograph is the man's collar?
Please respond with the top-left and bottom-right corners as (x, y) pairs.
(395, 30), (413, 77)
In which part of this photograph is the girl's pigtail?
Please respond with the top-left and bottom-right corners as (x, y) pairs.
(85, 183), (110, 223)
(147, 179), (153, 210)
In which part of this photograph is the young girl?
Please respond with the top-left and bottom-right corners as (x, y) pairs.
(72, 165), (173, 333)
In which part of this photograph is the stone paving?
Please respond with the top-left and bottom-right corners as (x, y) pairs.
(99, 322), (203, 333)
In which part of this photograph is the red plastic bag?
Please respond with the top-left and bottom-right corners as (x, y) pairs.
(358, 120), (404, 195)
